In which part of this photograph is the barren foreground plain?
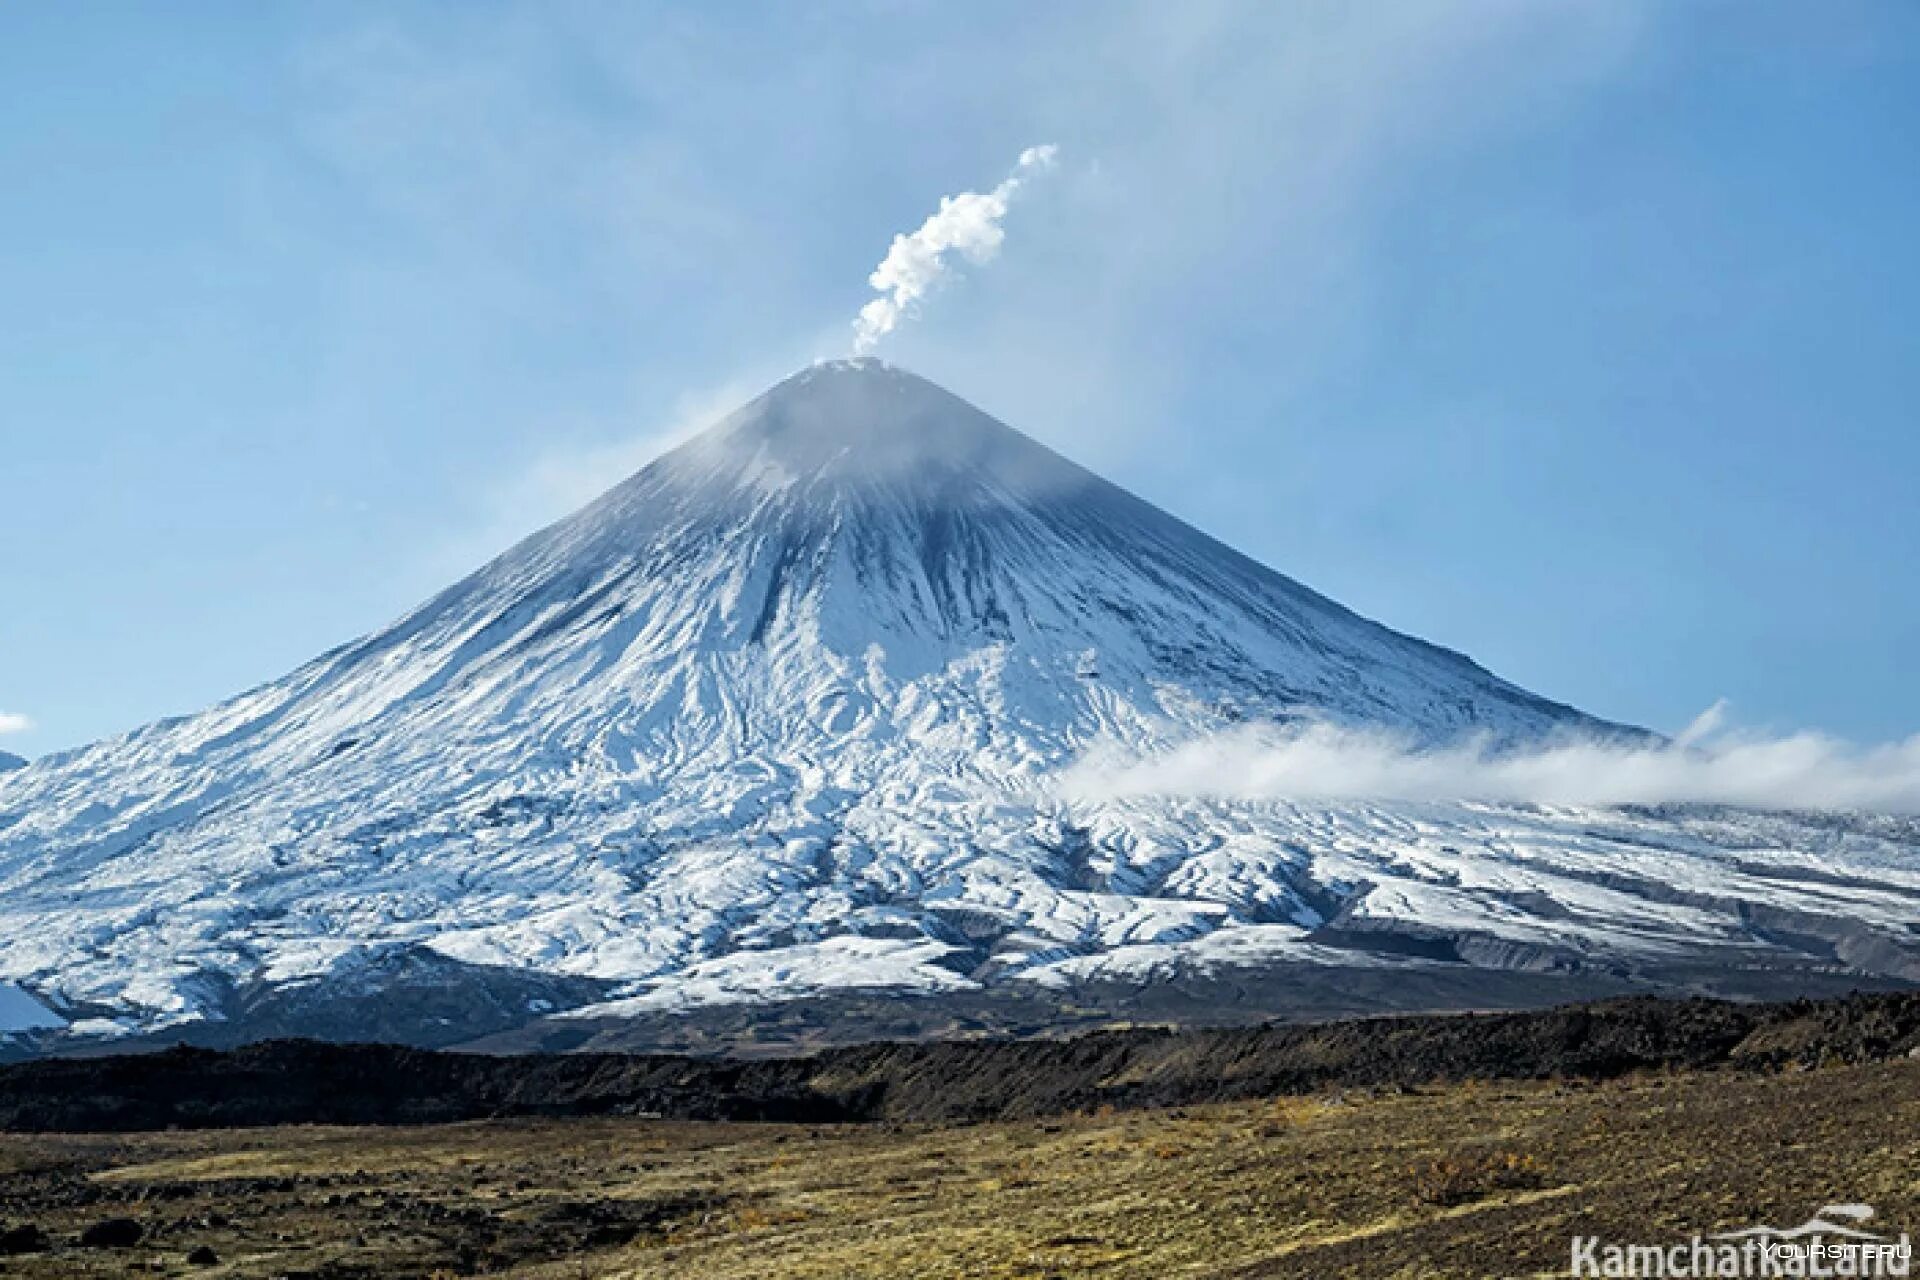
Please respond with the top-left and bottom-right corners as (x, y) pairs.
(1, 1055), (1915, 1280)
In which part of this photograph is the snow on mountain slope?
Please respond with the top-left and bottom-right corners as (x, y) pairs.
(1, 359), (1915, 1045)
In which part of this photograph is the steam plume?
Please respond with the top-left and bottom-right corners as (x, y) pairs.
(851, 145), (1058, 354)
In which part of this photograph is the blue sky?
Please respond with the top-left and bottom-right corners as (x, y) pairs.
(3, 2), (1917, 756)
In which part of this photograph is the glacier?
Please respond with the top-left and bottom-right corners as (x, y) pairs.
(1, 358), (1915, 1050)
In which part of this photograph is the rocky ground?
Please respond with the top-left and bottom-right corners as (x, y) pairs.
(4, 991), (1919, 1131)
(0, 1056), (1914, 1278)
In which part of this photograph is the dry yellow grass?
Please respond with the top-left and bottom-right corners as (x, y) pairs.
(0, 1059), (1913, 1279)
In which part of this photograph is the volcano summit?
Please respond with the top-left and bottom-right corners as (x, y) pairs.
(2, 360), (1915, 1053)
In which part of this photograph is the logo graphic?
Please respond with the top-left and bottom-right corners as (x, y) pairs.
(1570, 1203), (1912, 1277)
(1711, 1204), (1885, 1244)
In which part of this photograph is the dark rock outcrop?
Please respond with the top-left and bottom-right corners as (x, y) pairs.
(1, 991), (1915, 1134)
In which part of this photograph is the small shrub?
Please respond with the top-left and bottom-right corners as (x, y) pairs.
(1267, 1096), (1330, 1129)
(1409, 1150), (1547, 1207)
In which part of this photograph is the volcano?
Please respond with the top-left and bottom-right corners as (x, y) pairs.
(3, 360), (1916, 1053)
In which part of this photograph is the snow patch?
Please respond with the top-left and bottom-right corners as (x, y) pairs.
(564, 937), (978, 1015)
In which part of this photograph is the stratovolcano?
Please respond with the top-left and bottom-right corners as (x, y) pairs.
(2, 360), (1915, 1054)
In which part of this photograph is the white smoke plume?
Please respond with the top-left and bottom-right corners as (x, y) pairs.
(1057, 705), (1920, 813)
(851, 144), (1059, 354)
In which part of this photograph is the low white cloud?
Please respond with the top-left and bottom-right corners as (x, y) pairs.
(0, 712), (32, 736)
(1057, 710), (1920, 814)
(851, 144), (1059, 354)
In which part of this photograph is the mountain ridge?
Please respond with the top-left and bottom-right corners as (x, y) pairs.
(1, 361), (1915, 1051)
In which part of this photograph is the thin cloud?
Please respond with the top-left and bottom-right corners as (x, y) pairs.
(410, 370), (769, 588)
(851, 145), (1059, 354)
(1056, 710), (1920, 814)
(0, 712), (32, 736)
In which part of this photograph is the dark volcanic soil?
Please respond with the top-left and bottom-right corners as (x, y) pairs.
(2, 991), (1917, 1133)
(1, 1060), (1916, 1278)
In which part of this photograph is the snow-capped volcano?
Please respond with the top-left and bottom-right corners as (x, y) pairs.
(2, 360), (1915, 1050)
